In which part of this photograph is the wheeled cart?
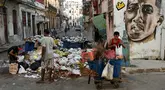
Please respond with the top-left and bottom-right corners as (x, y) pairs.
(88, 59), (123, 89)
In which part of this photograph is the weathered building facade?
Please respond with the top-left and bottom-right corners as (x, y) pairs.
(0, 0), (59, 45)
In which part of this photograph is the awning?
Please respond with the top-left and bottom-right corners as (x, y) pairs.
(36, 15), (49, 23)
(92, 14), (106, 30)
(36, 15), (44, 23)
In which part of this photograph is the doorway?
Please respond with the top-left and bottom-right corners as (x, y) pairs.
(32, 15), (35, 36)
(0, 7), (8, 44)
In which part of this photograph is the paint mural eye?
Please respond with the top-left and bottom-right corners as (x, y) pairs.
(142, 5), (153, 14)
(127, 4), (138, 12)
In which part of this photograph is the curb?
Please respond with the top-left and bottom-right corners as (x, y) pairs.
(0, 48), (8, 53)
(0, 42), (25, 53)
(123, 68), (165, 74)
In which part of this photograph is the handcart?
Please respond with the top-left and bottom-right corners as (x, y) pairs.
(87, 58), (123, 89)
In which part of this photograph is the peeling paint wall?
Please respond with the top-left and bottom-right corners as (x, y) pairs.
(114, 0), (165, 59)
(0, 12), (5, 45)
(6, 1), (18, 36)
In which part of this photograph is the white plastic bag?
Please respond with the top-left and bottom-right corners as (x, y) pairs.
(18, 65), (27, 74)
(116, 46), (122, 56)
(116, 46), (123, 59)
(17, 56), (24, 62)
(101, 62), (113, 80)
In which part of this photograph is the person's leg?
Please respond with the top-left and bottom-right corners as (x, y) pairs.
(36, 61), (46, 83)
(48, 68), (53, 82)
(48, 59), (54, 83)
(36, 68), (45, 83)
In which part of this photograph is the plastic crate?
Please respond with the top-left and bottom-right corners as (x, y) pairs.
(88, 59), (104, 80)
(25, 41), (34, 52)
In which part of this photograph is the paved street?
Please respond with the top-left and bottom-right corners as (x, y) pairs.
(0, 72), (165, 90)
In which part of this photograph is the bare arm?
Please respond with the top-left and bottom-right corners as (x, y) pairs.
(9, 50), (17, 57)
(41, 47), (46, 61)
(120, 41), (126, 48)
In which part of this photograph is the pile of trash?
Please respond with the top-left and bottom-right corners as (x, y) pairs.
(14, 35), (95, 79)
(61, 36), (87, 43)
(16, 47), (94, 79)
(54, 48), (83, 75)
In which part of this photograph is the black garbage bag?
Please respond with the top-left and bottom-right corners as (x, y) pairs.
(30, 61), (41, 71)
(18, 62), (29, 70)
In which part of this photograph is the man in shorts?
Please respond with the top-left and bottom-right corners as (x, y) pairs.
(37, 29), (56, 83)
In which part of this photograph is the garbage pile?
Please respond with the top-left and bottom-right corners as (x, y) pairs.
(61, 36), (87, 49)
(13, 35), (95, 79)
(17, 48), (94, 79)
(61, 36), (87, 43)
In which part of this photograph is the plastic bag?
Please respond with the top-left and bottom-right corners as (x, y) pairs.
(115, 46), (123, 59)
(18, 65), (27, 74)
(104, 50), (116, 59)
(101, 62), (113, 80)
(30, 61), (41, 71)
(116, 46), (122, 56)
(17, 56), (25, 62)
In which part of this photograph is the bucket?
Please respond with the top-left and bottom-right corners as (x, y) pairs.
(109, 59), (122, 78)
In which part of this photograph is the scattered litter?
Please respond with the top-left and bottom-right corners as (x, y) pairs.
(24, 74), (40, 78)
(12, 83), (15, 85)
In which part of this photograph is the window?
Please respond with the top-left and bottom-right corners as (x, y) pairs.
(27, 12), (31, 27)
(22, 11), (26, 26)
(13, 10), (17, 34)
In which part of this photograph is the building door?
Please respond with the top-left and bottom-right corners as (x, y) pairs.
(37, 23), (41, 35)
(32, 15), (35, 36)
(13, 10), (17, 35)
(22, 11), (26, 38)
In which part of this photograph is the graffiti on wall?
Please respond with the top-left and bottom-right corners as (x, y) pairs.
(116, 1), (125, 11)
(124, 0), (164, 42)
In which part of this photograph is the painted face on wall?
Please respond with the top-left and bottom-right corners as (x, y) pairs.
(124, 0), (164, 41)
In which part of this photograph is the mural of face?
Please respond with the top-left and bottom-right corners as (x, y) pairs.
(124, 0), (164, 42)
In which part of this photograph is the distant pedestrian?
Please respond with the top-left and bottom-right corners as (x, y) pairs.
(36, 29), (56, 83)
(64, 27), (67, 35)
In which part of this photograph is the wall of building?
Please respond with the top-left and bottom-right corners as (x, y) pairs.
(113, 0), (165, 59)
(18, 4), (36, 38)
(5, 1), (23, 43)
(44, 0), (59, 30)
(62, 0), (83, 27)
(161, 0), (165, 60)
(0, 8), (5, 45)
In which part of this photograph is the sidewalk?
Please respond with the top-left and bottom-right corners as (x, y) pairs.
(0, 41), (25, 53)
(123, 60), (165, 74)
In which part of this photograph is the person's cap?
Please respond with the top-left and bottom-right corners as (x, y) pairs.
(18, 47), (23, 51)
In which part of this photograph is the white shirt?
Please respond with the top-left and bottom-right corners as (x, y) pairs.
(40, 36), (55, 60)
